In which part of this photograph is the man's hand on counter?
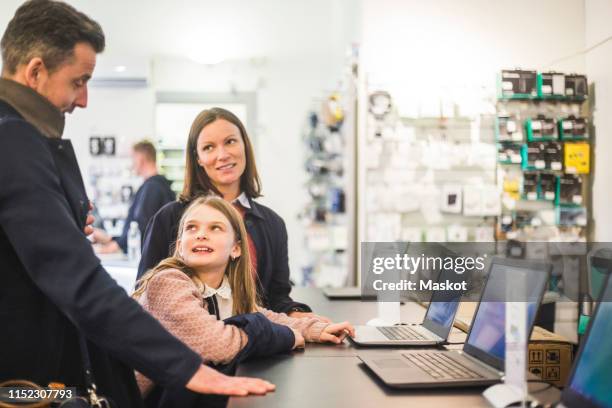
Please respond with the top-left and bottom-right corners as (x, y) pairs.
(186, 364), (275, 396)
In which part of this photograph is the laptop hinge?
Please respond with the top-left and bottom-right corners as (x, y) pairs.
(456, 351), (504, 377)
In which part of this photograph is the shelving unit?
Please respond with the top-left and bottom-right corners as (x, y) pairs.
(495, 70), (592, 242)
(158, 145), (186, 194)
(299, 93), (354, 288)
(298, 48), (358, 288)
(88, 156), (140, 237)
(360, 91), (499, 244)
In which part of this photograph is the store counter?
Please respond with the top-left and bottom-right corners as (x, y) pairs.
(228, 287), (561, 408)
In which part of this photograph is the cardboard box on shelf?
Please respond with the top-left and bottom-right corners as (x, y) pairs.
(453, 302), (477, 332)
(528, 326), (573, 388)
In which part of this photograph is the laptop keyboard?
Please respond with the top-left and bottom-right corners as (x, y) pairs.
(377, 325), (427, 341)
(402, 352), (484, 380)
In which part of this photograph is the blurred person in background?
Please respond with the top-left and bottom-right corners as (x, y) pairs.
(93, 140), (175, 254)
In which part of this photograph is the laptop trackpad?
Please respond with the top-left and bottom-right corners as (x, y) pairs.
(371, 357), (429, 384)
(373, 358), (409, 369)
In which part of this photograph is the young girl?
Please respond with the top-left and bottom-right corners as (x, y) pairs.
(133, 195), (354, 397)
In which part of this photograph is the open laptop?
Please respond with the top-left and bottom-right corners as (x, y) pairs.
(559, 272), (612, 408)
(359, 257), (550, 388)
(349, 264), (465, 346)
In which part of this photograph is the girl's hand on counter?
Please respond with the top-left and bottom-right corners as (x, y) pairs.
(318, 321), (355, 344)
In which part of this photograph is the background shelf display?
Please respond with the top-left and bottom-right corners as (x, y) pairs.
(361, 90), (499, 244)
(495, 69), (593, 242)
(331, 67), (594, 289)
(298, 49), (358, 288)
(88, 156), (140, 237)
(299, 95), (351, 288)
(158, 145), (186, 194)
(498, 69), (588, 102)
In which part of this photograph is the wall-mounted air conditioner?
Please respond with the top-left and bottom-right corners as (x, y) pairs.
(90, 56), (150, 88)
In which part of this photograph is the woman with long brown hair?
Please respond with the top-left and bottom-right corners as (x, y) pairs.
(133, 196), (353, 402)
(137, 107), (325, 319)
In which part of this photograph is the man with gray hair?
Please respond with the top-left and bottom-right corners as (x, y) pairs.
(0, 1), (274, 406)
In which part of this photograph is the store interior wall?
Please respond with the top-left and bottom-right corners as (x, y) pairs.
(585, 0), (612, 242)
(360, 0), (586, 117)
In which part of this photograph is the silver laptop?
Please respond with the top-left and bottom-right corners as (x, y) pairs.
(349, 265), (464, 346)
(359, 257), (550, 388)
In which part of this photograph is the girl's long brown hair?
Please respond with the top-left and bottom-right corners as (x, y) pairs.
(179, 107), (262, 203)
(133, 195), (259, 315)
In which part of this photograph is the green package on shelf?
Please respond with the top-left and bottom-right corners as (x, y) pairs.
(537, 72), (566, 99)
(498, 69), (538, 99)
(558, 116), (588, 141)
(525, 116), (557, 142)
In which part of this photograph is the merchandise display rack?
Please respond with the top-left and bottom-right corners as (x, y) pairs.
(299, 48), (358, 288)
(495, 69), (593, 243)
(299, 97), (349, 287)
(88, 156), (139, 237)
(158, 144), (186, 194)
(360, 89), (499, 244)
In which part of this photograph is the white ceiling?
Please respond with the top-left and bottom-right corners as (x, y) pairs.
(0, 0), (359, 62)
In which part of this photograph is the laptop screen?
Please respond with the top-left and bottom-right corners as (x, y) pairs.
(425, 299), (460, 328)
(422, 265), (464, 338)
(465, 301), (538, 361)
(463, 260), (548, 370)
(563, 275), (612, 408)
